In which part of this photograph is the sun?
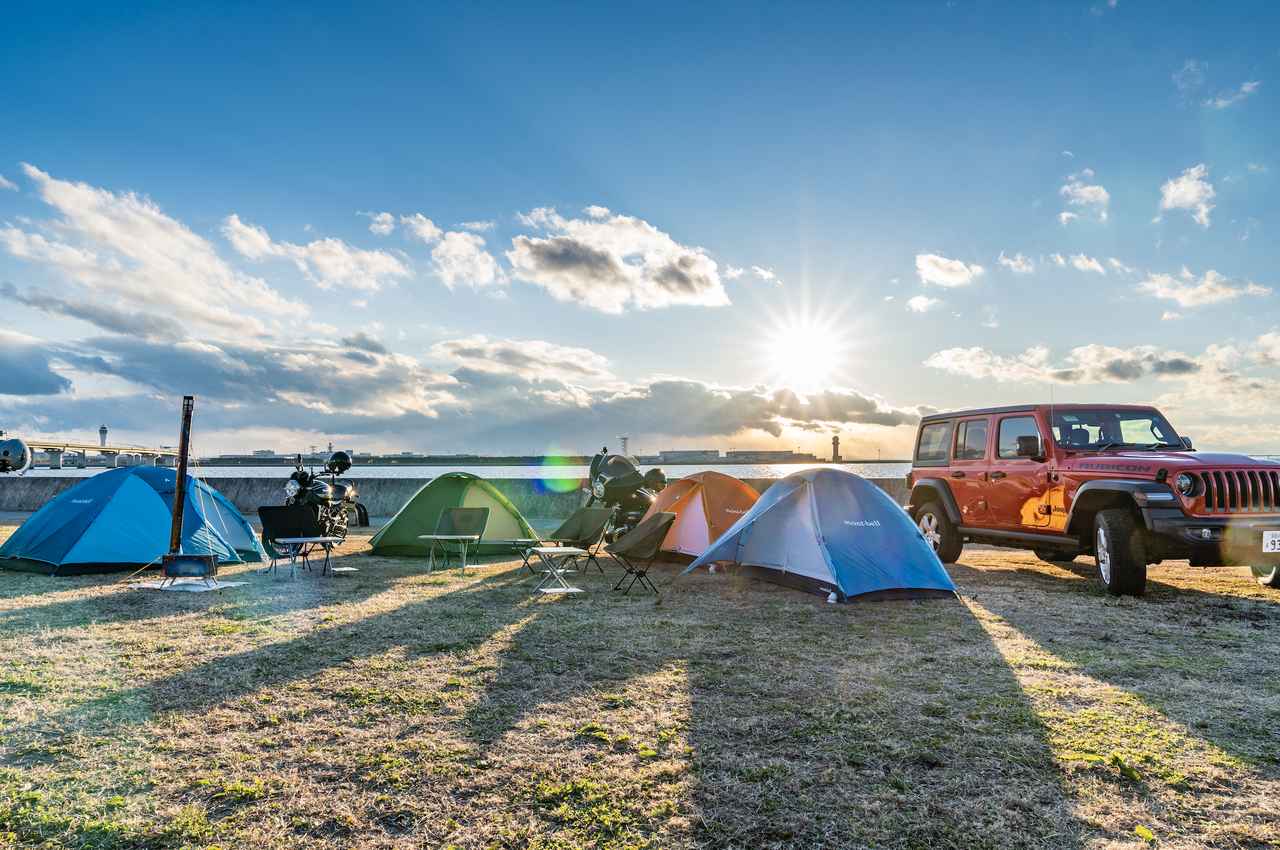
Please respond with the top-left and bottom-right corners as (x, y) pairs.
(762, 315), (847, 394)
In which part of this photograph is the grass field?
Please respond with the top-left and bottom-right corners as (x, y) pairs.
(1, 523), (1277, 849)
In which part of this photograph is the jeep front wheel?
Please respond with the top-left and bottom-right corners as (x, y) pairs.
(917, 502), (963, 563)
(1251, 564), (1280, 588)
(1093, 509), (1147, 596)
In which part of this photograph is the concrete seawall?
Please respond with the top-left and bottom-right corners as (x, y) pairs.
(0, 474), (910, 520)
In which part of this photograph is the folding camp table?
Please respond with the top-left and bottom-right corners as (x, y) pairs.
(269, 536), (343, 577)
(526, 546), (587, 595)
(522, 507), (612, 575)
(420, 534), (481, 573)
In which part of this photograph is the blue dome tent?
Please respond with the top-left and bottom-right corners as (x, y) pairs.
(0, 467), (264, 575)
(684, 468), (956, 601)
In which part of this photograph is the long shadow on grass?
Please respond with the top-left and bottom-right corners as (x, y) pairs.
(2, 565), (538, 749)
(459, 563), (1088, 849)
(949, 560), (1280, 772)
(0, 548), (403, 637)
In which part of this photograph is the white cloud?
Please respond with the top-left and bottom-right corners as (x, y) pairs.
(1061, 150), (1075, 159)
(0, 174), (16, 191)
(1172, 59), (1206, 93)
(1107, 257), (1136, 274)
(400, 213), (443, 244)
(431, 231), (504, 289)
(458, 220), (495, 233)
(1059, 170), (1110, 223)
(583, 205), (611, 220)
(906, 295), (941, 313)
(430, 335), (613, 383)
(997, 251), (1034, 273)
(1137, 268), (1270, 308)
(724, 265), (745, 280)
(1247, 162), (1268, 174)
(924, 344), (1201, 384)
(506, 206), (730, 314)
(1048, 253), (1067, 267)
(222, 214), (410, 291)
(1, 164), (304, 337)
(1158, 163), (1216, 227)
(751, 265), (780, 284)
(915, 253), (984, 287)
(1162, 311), (1182, 321)
(1203, 80), (1261, 110)
(1070, 254), (1106, 275)
(364, 211), (396, 236)
(1057, 211), (1079, 226)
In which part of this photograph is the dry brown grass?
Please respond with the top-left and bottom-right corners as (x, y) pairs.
(1, 523), (1277, 849)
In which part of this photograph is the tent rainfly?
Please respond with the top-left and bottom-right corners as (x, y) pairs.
(684, 468), (957, 601)
(369, 472), (539, 556)
(641, 470), (759, 557)
(0, 466), (264, 575)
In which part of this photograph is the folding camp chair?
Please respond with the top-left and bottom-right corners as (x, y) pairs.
(522, 506), (612, 576)
(608, 511), (676, 595)
(258, 505), (344, 578)
(419, 507), (489, 573)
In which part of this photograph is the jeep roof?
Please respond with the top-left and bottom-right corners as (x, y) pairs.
(919, 403), (1161, 424)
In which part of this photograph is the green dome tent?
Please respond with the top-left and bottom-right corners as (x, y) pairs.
(369, 472), (540, 556)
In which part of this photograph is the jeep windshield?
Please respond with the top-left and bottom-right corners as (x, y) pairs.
(1051, 409), (1182, 452)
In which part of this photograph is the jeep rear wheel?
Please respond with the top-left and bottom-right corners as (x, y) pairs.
(1094, 509), (1147, 596)
(917, 502), (963, 563)
(1251, 564), (1280, 588)
(1033, 548), (1077, 564)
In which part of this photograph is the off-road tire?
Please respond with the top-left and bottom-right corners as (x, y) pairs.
(1093, 509), (1148, 596)
(1250, 564), (1280, 588)
(1033, 548), (1077, 564)
(917, 501), (963, 563)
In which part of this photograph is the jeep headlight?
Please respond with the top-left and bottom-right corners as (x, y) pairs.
(1175, 472), (1196, 496)
(284, 479), (301, 498)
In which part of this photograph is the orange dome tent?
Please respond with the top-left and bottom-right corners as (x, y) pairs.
(641, 471), (760, 557)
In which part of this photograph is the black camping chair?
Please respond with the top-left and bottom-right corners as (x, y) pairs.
(607, 511), (676, 595)
(523, 506), (613, 575)
(258, 505), (339, 577)
(422, 507), (490, 572)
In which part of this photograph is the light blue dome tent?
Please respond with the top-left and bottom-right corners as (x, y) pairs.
(683, 468), (956, 601)
(0, 466), (264, 575)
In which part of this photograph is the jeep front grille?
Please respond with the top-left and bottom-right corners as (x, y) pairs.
(1197, 470), (1280, 513)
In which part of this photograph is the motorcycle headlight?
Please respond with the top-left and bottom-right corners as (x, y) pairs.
(592, 481), (605, 499)
(1175, 473), (1196, 496)
(284, 479), (301, 498)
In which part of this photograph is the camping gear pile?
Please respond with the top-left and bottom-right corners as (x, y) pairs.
(0, 466), (263, 575)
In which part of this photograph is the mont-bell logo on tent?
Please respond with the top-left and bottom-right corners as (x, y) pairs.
(71, 499), (94, 504)
(843, 519), (881, 528)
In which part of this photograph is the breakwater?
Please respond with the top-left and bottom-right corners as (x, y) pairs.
(0, 475), (911, 520)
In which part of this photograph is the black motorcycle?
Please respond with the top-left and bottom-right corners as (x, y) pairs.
(266, 452), (369, 555)
(585, 449), (666, 541)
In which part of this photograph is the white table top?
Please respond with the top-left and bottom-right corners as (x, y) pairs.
(274, 536), (343, 544)
(418, 534), (481, 541)
(530, 546), (589, 556)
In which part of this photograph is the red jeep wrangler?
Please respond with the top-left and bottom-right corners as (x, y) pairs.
(905, 404), (1280, 596)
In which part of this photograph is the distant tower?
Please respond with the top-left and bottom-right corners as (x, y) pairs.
(99, 425), (109, 448)
(618, 435), (629, 456)
(831, 435), (841, 463)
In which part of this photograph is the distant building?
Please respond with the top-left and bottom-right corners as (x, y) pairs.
(251, 449), (276, 457)
(659, 449), (721, 463)
(724, 449), (820, 463)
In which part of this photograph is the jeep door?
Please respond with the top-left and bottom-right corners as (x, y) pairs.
(949, 416), (992, 525)
(986, 414), (1055, 530)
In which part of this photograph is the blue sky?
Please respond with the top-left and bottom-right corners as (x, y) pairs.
(1, 1), (1277, 456)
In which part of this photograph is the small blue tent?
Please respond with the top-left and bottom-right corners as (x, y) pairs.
(684, 468), (956, 601)
(0, 467), (264, 575)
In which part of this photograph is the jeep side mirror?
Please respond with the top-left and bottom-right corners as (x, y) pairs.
(1016, 435), (1045, 460)
(1180, 436), (1194, 450)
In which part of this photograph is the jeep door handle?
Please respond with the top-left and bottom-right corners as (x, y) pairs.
(990, 471), (1007, 480)
(951, 471), (965, 478)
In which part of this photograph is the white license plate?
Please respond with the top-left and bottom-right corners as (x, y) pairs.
(1263, 531), (1280, 553)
